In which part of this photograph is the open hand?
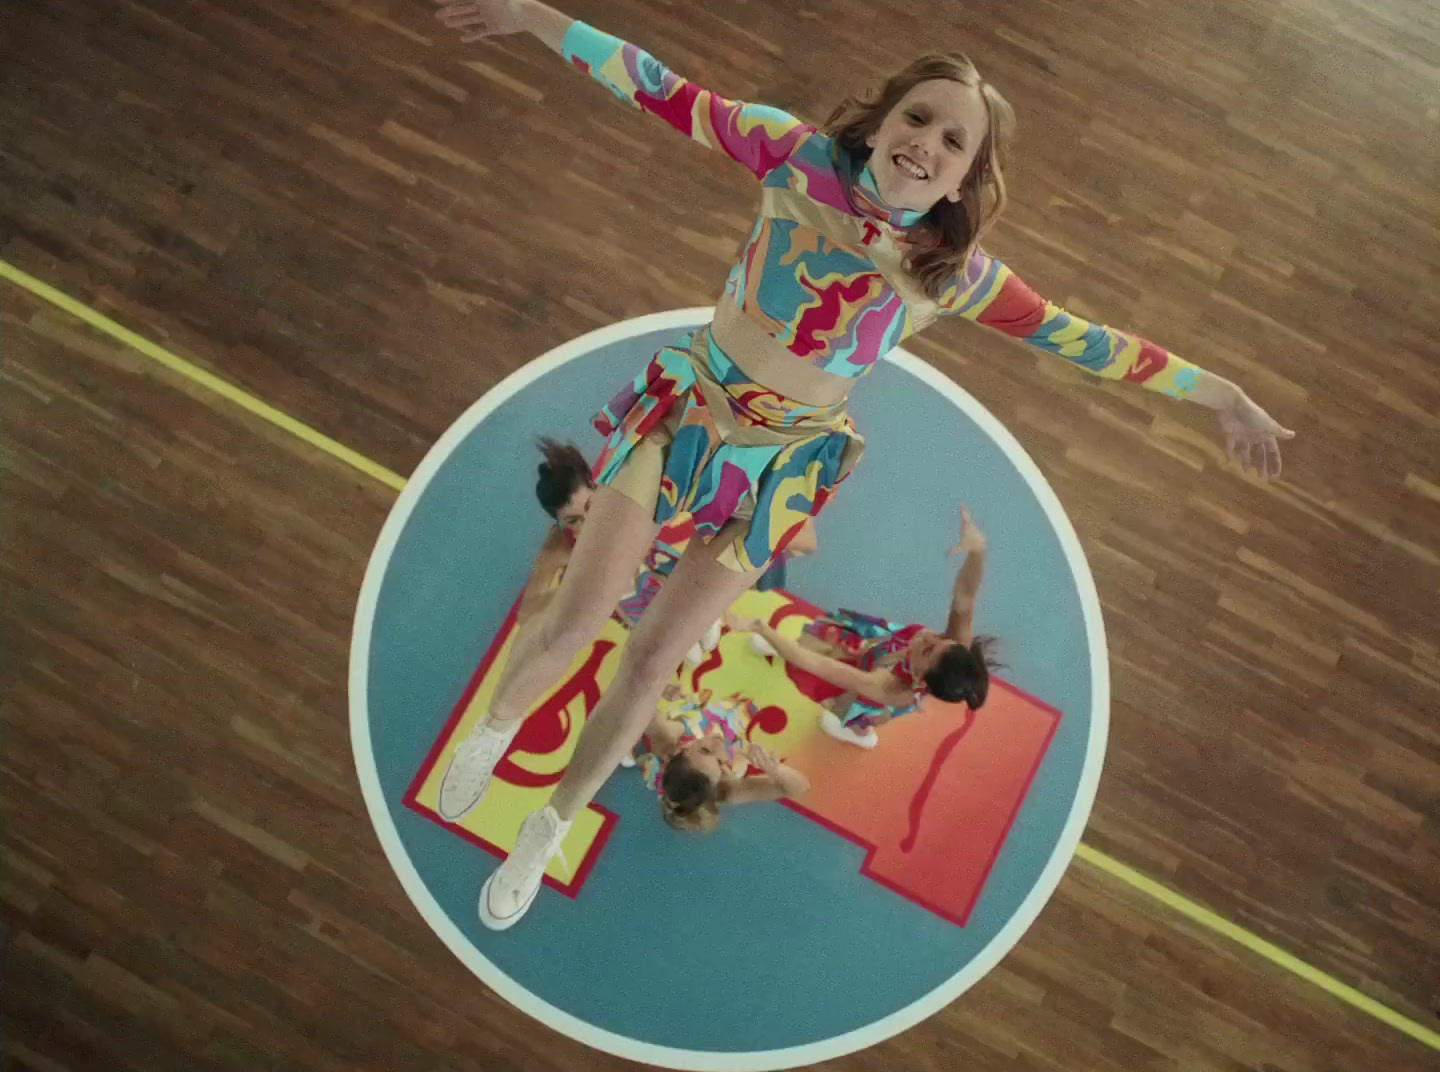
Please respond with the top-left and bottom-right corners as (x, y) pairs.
(746, 743), (784, 778)
(947, 505), (987, 556)
(434, 0), (530, 42)
(1218, 392), (1294, 480)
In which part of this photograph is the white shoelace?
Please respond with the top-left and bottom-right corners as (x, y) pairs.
(510, 810), (570, 882)
(456, 728), (502, 762)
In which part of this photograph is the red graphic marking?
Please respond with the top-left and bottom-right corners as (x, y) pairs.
(690, 644), (726, 692)
(783, 680), (1060, 927)
(409, 589), (1062, 922)
(497, 641), (614, 788)
(402, 599), (618, 900)
(900, 708), (976, 854)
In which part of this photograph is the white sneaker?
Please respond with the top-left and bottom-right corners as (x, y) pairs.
(750, 632), (777, 657)
(683, 619), (725, 666)
(700, 620), (723, 652)
(618, 752), (636, 769)
(820, 710), (878, 750)
(479, 805), (572, 931)
(436, 718), (521, 822)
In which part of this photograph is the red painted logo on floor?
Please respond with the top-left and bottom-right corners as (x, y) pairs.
(406, 589), (1060, 925)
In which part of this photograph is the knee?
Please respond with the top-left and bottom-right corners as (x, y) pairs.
(615, 633), (681, 692)
(535, 600), (613, 659)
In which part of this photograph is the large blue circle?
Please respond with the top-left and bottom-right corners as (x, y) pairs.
(350, 312), (1106, 1070)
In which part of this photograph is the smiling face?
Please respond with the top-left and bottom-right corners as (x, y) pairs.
(864, 78), (991, 212)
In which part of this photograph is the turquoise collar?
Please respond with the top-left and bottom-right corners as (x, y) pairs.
(853, 161), (927, 229)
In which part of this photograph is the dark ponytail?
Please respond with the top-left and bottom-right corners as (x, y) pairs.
(534, 437), (593, 518)
(924, 635), (1001, 709)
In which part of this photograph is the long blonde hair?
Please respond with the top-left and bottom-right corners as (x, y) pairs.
(825, 55), (1016, 299)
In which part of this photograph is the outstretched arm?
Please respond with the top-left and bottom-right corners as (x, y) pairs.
(435, 0), (571, 49)
(436, 0), (810, 179)
(944, 507), (986, 644)
(725, 614), (913, 709)
(940, 251), (1294, 478)
(722, 744), (810, 804)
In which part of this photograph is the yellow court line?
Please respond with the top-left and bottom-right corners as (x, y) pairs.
(0, 260), (407, 492)
(3, 257), (1437, 1056)
(1075, 845), (1439, 1051)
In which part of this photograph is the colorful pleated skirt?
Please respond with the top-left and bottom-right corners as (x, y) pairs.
(590, 327), (864, 574)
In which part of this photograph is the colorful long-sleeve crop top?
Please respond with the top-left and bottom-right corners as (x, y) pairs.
(561, 22), (1201, 393)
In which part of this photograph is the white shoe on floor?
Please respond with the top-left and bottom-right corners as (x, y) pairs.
(478, 805), (572, 932)
(619, 753), (636, 769)
(820, 710), (878, 750)
(700, 619), (723, 652)
(436, 718), (521, 822)
(750, 632), (777, 657)
(683, 619), (725, 666)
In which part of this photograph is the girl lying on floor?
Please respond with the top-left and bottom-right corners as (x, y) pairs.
(631, 684), (810, 832)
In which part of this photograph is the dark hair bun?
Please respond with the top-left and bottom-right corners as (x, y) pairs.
(534, 437), (594, 518)
(924, 635), (1001, 709)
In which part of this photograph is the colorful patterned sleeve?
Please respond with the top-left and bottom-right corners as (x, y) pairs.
(561, 22), (810, 180)
(938, 252), (1203, 398)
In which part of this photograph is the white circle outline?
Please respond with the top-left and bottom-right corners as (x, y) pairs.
(348, 308), (1109, 1071)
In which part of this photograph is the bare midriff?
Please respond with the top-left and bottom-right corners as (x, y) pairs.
(710, 293), (858, 409)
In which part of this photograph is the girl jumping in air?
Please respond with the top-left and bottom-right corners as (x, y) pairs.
(438, 436), (814, 819)
(431, 0), (1293, 930)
